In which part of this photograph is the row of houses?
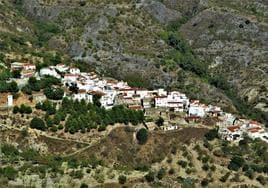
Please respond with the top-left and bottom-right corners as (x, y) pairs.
(11, 62), (36, 78)
(9, 62), (223, 118)
(9, 62), (267, 142)
(218, 114), (268, 143)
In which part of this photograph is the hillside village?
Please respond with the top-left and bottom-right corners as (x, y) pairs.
(0, 62), (267, 144)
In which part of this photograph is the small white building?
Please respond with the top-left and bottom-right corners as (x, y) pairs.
(40, 67), (60, 79)
(219, 125), (242, 141)
(100, 90), (117, 109)
(56, 64), (69, 73)
(11, 62), (36, 71)
(63, 74), (79, 84)
(72, 90), (93, 103)
(70, 67), (80, 75)
(155, 96), (167, 108)
(7, 95), (13, 107)
(188, 105), (206, 117)
(157, 88), (167, 96)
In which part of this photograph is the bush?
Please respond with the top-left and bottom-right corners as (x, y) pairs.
(155, 117), (164, 127)
(177, 160), (188, 168)
(118, 175), (127, 184)
(220, 172), (231, 182)
(70, 170), (83, 179)
(0, 166), (17, 180)
(1, 144), (19, 157)
(30, 117), (46, 131)
(145, 171), (155, 182)
(244, 169), (254, 179)
(201, 179), (209, 187)
(157, 168), (166, 180)
(256, 175), (266, 185)
(136, 128), (148, 144)
(168, 168), (175, 175)
(80, 183), (88, 188)
(202, 164), (209, 171)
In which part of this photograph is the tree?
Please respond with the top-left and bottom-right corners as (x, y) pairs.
(44, 87), (64, 100)
(13, 106), (19, 114)
(156, 117), (164, 127)
(8, 81), (19, 93)
(228, 156), (245, 171)
(21, 85), (32, 95)
(118, 175), (127, 184)
(12, 70), (21, 78)
(205, 128), (218, 141)
(136, 128), (148, 144)
(80, 183), (88, 188)
(93, 95), (101, 107)
(201, 179), (209, 187)
(19, 104), (32, 114)
(30, 117), (46, 131)
(0, 69), (11, 80)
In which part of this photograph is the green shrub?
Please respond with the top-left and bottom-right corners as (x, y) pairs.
(228, 156), (245, 171)
(145, 171), (155, 182)
(157, 168), (166, 180)
(136, 128), (148, 145)
(118, 175), (127, 184)
(0, 166), (17, 180)
(30, 117), (46, 131)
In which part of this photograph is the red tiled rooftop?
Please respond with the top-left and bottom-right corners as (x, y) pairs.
(128, 105), (143, 110)
(227, 126), (240, 132)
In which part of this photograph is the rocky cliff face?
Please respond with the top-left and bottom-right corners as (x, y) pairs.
(1, 0), (267, 118)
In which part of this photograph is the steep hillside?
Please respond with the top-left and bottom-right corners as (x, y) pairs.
(178, 1), (268, 113)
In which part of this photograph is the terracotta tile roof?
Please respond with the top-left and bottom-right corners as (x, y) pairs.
(247, 127), (262, 133)
(227, 126), (240, 132)
(78, 89), (87, 93)
(89, 91), (105, 96)
(155, 96), (167, 99)
(128, 105), (143, 110)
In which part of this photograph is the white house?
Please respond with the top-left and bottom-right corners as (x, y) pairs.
(20, 69), (36, 78)
(219, 125), (243, 141)
(72, 90), (93, 103)
(40, 67), (60, 79)
(63, 74), (79, 84)
(118, 88), (136, 97)
(135, 88), (149, 99)
(166, 91), (189, 111)
(56, 64), (69, 73)
(100, 89), (117, 109)
(77, 81), (94, 92)
(155, 96), (167, 108)
(70, 67), (80, 75)
(157, 89), (167, 96)
(11, 62), (36, 71)
(188, 105), (206, 117)
(11, 62), (36, 78)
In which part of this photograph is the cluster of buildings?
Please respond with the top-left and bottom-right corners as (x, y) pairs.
(8, 62), (267, 143)
(11, 62), (36, 78)
(218, 114), (268, 143)
(36, 64), (224, 118)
